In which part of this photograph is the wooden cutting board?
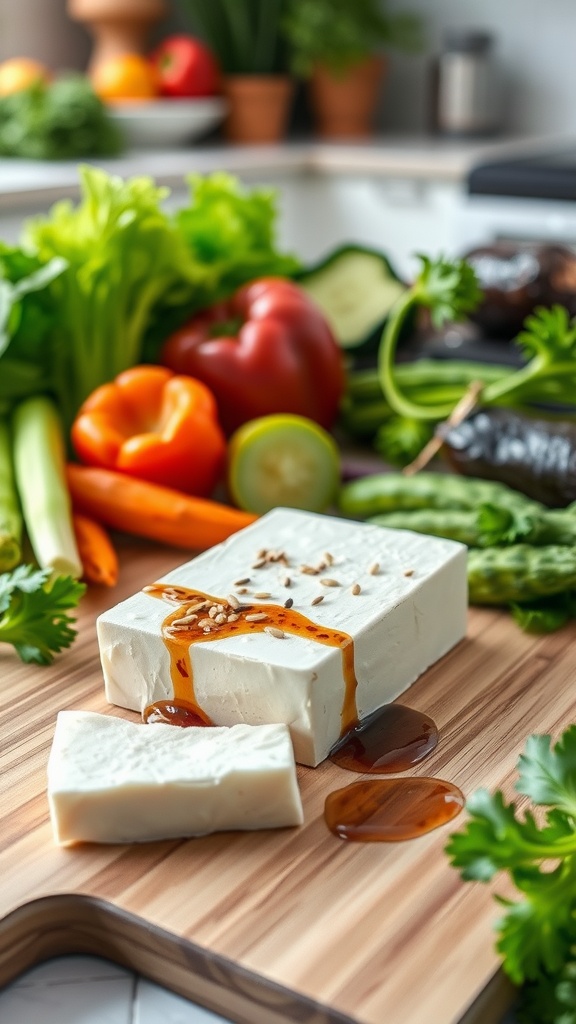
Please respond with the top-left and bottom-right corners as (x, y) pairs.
(2, 533), (573, 1024)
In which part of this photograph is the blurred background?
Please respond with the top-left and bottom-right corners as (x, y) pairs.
(0, 0), (573, 137)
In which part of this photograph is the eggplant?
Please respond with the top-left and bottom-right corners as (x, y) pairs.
(442, 407), (576, 507)
(461, 242), (576, 340)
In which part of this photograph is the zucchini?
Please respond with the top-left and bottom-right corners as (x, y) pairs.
(295, 244), (407, 358)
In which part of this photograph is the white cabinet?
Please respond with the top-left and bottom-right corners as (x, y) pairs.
(232, 171), (467, 281)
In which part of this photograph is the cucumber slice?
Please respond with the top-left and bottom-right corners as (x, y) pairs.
(296, 244), (406, 351)
(227, 414), (341, 516)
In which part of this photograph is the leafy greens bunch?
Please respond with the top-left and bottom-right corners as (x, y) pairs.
(6, 165), (300, 431)
(0, 76), (122, 160)
(0, 165), (298, 650)
(446, 726), (576, 1024)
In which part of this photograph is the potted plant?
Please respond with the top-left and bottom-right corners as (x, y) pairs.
(181, 0), (293, 143)
(282, 0), (422, 138)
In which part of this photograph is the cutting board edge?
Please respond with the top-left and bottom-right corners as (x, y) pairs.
(0, 893), (358, 1024)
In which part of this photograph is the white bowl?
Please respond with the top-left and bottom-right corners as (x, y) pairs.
(108, 97), (227, 149)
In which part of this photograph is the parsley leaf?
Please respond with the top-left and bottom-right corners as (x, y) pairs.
(414, 253), (483, 328)
(0, 564), (85, 664)
(446, 728), (576, 1020)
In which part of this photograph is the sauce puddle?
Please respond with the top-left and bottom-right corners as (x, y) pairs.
(329, 703), (438, 773)
(325, 778), (465, 842)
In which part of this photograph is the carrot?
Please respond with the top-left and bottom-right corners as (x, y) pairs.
(73, 512), (119, 587)
(66, 465), (258, 551)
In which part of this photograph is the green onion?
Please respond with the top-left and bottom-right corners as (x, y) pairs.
(11, 396), (81, 578)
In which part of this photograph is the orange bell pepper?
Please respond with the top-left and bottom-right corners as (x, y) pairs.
(71, 365), (226, 497)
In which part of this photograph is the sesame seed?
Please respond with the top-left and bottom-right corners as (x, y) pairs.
(368, 562), (380, 576)
(311, 594), (324, 606)
(251, 559), (266, 569)
(282, 575), (291, 587)
(253, 591), (271, 599)
(404, 568), (415, 577)
(268, 550), (286, 563)
(236, 587), (249, 595)
(185, 600), (211, 613)
(264, 626), (286, 639)
(234, 577), (251, 586)
(323, 551), (335, 565)
(351, 583), (361, 595)
(300, 564), (319, 575)
(227, 594), (240, 609)
(198, 618), (214, 629)
(320, 578), (340, 587)
(245, 612), (268, 622)
(174, 612), (198, 625)
(227, 612), (240, 622)
(284, 597), (294, 609)
(208, 606), (218, 619)
(214, 613), (227, 624)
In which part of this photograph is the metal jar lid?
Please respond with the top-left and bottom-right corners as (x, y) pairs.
(442, 29), (493, 54)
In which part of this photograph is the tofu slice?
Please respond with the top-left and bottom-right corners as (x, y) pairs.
(97, 508), (468, 767)
(48, 711), (304, 845)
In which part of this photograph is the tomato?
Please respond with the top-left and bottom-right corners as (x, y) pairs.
(0, 58), (50, 96)
(150, 35), (219, 98)
(91, 53), (159, 103)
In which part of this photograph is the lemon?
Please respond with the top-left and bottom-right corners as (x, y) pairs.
(227, 414), (341, 516)
(0, 58), (50, 97)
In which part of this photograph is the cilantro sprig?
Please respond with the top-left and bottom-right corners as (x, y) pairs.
(377, 254), (483, 421)
(0, 564), (85, 664)
(377, 254), (576, 423)
(446, 727), (576, 1023)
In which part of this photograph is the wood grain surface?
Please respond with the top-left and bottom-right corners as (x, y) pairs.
(2, 533), (574, 1024)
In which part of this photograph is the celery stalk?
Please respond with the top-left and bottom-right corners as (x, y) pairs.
(12, 396), (82, 578)
(0, 418), (22, 570)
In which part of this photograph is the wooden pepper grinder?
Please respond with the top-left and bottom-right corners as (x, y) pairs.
(67, 0), (167, 75)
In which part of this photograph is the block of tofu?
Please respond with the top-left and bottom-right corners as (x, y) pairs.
(97, 508), (468, 767)
(47, 711), (304, 845)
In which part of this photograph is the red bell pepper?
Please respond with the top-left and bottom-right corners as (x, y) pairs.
(159, 277), (345, 435)
(71, 365), (226, 497)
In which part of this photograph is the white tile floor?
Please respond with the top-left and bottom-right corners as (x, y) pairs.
(0, 956), (233, 1024)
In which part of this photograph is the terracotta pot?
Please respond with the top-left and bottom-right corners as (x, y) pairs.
(310, 55), (386, 139)
(223, 75), (294, 144)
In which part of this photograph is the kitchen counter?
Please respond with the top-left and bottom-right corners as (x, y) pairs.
(0, 132), (569, 210)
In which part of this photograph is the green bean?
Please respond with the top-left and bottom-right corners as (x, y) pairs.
(339, 472), (544, 519)
(468, 545), (576, 604)
(369, 509), (481, 546)
(370, 504), (576, 549)
(517, 511), (576, 546)
(345, 360), (513, 402)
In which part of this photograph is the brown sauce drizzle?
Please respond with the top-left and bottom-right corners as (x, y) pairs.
(325, 778), (465, 842)
(141, 583), (359, 734)
(329, 703), (438, 773)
